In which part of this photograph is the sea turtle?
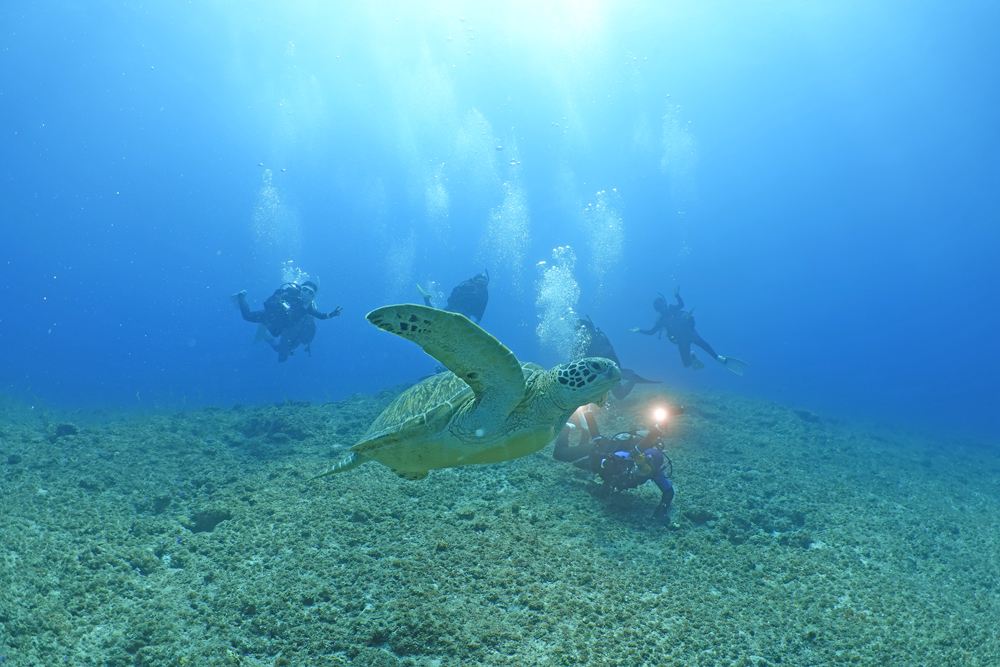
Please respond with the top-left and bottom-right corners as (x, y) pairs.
(314, 304), (621, 481)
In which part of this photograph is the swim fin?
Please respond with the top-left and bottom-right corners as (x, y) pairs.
(690, 354), (706, 370)
(416, 284), (431, 299)
(230, 290), (247, 309)
(620, 368), (662, 385)
(253, 324), (273, 344)
(718, 355), (747, 376)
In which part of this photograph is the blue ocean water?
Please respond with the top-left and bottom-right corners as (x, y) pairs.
(1, 1), (997, 440)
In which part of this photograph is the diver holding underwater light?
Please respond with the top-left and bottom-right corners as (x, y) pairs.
(554, 403), (681, 522)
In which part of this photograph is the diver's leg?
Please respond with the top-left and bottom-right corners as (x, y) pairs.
(237, 293), (253, 320)
(553, 424), (599, 462)
(611, 368), (657, 400)
(239, 299), (270, 326)
(265, 336), (289, 362)
(416, 284), (433, 308)
(612, 378), (636, 400)
(691, 334), (720, 361)
(677, 342), (693, 368)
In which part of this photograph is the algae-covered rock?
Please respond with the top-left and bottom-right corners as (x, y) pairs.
(683, 508), (717, 525)
(186, 507), (233, 533)
(1, 385), (997, 666)
(55, 422), (80, 437)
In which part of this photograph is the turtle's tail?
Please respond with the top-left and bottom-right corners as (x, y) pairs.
(311, 452), (367, 480)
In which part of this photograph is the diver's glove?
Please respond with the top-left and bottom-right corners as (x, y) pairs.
(329, 306), (343, 317)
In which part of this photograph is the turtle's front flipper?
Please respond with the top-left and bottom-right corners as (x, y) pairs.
(311, 452), (367, 480)
(367, 304), (526, 414)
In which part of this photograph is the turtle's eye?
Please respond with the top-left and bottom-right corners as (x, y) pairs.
(587, 360), (604, 372)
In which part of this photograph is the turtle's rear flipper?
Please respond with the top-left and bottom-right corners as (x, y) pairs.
(718, 355), (747, 376)
(311, 452), (368, 480)
(690, 354), (706, 370)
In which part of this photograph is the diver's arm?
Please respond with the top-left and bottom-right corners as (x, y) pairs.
(633, 319), (663, 336)
(553, 424), (599, 462)
(310, 304), (342, 319)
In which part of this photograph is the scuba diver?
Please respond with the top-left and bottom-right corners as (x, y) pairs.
(576, 315), (660, 400)
(232, 280), (342, 362)
(417, 270), (490, 324)
(631, 286), (746, 375)
(554, 404), (680, 521)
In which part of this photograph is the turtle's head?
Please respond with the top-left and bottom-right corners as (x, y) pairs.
(552, 357), (621, 410)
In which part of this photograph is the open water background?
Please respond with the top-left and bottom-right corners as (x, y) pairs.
(2, 1), (998, 441)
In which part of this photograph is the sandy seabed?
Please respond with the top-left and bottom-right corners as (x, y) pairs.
(0, 385), (997, 667)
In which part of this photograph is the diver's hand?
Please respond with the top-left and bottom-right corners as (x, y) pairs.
(629, 327), (640, 333)
(330, 306), (343, 317)
(673, 286), (680, 296)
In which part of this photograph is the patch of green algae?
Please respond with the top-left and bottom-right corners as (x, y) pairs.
(0, 386), (997, 666)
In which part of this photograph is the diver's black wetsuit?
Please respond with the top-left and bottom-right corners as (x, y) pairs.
(578, 315), (658, 400)
(238, 284), (340, 362)
(265, 314), (316, 362)
(637, 291), (719, 368)
(422, 273), (489, 323)
(238, 285), (295, 337)
(579, 315), (621, 366)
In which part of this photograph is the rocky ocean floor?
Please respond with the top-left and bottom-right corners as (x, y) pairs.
(1, 385), (998, 667)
